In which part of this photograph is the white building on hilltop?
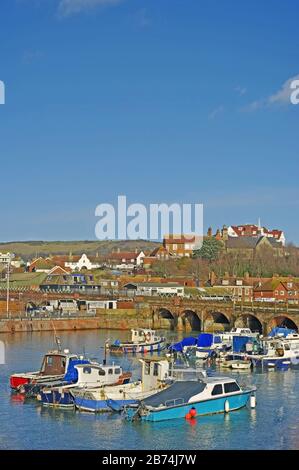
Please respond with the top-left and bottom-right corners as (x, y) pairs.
(65, 253), (102, 271)
(227, 223), (286, 246)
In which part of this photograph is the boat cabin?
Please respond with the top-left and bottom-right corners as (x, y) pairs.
(183, 376), (242, 401)
(140, 357), (170, 391)
(262, 336), (299, 357)
(131, 328), (160, 344)
(74, 363), (128, 387)
(141, 376), (244, 410)
(40, 350), (80, 376)
(220, 328), (258, 344)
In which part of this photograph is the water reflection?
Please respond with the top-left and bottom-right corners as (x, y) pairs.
(0, 329), (298, 450)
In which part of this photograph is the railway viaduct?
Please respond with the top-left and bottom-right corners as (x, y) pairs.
(146, 297), (299, 335)
(1, 289), (299, 335)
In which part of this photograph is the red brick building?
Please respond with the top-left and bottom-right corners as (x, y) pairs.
(254, 279), (299, 303)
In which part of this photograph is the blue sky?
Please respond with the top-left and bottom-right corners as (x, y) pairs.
(0, 0), (298, 242)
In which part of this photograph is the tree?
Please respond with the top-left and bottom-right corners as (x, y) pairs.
(193, 238), (223, 262)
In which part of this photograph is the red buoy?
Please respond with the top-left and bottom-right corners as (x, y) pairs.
(190, 408), (197, 417)
(185, 413), (191, 420)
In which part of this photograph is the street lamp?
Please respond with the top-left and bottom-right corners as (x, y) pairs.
(6, 253), (15, 319)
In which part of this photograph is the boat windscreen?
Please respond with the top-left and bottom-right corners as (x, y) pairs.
(142, 380), (205, 407)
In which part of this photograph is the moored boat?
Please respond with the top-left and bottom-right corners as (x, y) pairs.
(195, 333), (226, 359)
(40, 363), (132, 408)
(125, 376), (256, 422)
(251, 333), (299, 370)
(230, 360), (252, 370)
(109, 328), (166, 354)
(218, 328), (260, 347)
(10, 348), (89, 396)
(73, 357), (171, 412)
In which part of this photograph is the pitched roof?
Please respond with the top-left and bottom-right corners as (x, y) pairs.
(226, 236), (259, 249)
(150, 246), (169, 256)
(163, 234), (196, 244)
(107, 251), (144, 261)
(124, 282), (182, 288)
(47, 265), (70, 275)
(255, 278), (299, 292)
(226, 236), (282, 249)
(254, 279), (287, 292)
(230, 225), (260, 237)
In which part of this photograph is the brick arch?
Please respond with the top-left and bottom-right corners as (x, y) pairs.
(203, 311), (231, 332)
(268, 315), (299, 332)
(157, 308), (176, 330)
(181, 310), (201, 331)
(158, 308), (175, 319)
(234, 313), (263, 334)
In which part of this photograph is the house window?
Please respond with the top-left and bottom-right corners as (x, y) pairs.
(280, 291), (285, 296)
(173, 244), (177, 250)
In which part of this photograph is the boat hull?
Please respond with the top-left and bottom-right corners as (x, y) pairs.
(40, 389), (75, 408)
(251, 357), (292, 369)
(10, 375), (31, 391)
(110, 339), (165, 355)
(75, 396), (138, 412)
(127, 391), (252, 422)
(10, 373), (65, 394)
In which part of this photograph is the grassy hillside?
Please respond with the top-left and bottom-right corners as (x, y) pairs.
(0, 240), (160, 260)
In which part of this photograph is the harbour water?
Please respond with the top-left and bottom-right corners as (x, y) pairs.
(0, 330), (298, 450)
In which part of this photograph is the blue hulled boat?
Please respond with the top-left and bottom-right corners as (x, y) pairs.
(40, 363), (132, 408)
(125, 376), (256, 422)
(73, 357), (172, 412)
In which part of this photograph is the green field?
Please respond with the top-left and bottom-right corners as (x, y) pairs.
(0, 240), (159, 260)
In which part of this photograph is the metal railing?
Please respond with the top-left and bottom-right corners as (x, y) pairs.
(2, 311), (97, 320)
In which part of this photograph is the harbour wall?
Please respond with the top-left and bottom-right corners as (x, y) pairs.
(0, 308), (154, 334)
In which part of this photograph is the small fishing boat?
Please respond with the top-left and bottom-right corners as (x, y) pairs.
(218, 328), (259, 348)
(73, 357), (171, 412)
(125, 376), (256, 422)
(40, 363), (131, 408)
(251, 333), (299, 370)
(10, 347), (89, 396)
(109, 329), (166, 355)
(230, 360), (251, 370)
(195, 333), (226, 359)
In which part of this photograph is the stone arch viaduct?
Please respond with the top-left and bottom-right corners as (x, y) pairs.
(147, 298), (299, 335)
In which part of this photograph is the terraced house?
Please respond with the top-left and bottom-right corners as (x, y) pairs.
(254, 279), (299, 303)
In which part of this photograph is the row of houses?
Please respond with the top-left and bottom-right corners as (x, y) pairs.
(2, 265), (299, 304)
(208, 276), (299, 304)
(210, 223), (286, 246)
(0, 221), (287, 278)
